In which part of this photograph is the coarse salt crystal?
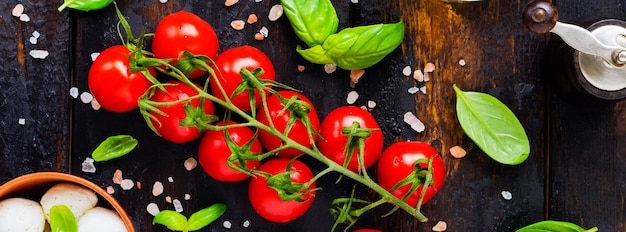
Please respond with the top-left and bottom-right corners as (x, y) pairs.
(404, 112), (425, 133)
(32, 31), (40, 38)
(297, 65), (305, 72)
(225, 0), (239, 6)
(259, 26), (269, 37)
(146, 203), (160, 216)
(432, 221), (447, 231)
(12, 4), (24, 17)
(449, 146), (467, 158)
(69, 87), (79, 98)
(184, 194), (191, 200)
(402, 66), (412, 76)
(18, 118), (25, 125)
(152, 181), (164, 196)
(223, 221), (232, 229)
(29, 36), (37, 45)
(423, 72), (431, 82)
(424, 62), (436, 73)
(113, 169), (123, 184)
(351, 0), (359, 3)
(168, 176), (174, 182)
(243, 220), (250, 227)
(29, 50), (49, 59)
(347, 91), (359, 104)
(408, 86), (419, 94)
(159, 0), (168, 3)
(136, 181), (142, 190)
(231, 20), (245, 30)
(255, 0), (262, 2)
(173, 199), (183, 212)
(367, 100), (377, 108)
(106, 186), (115, 194)
(254, 33), (265, 41)
(91, 98), (101, 110)
(120, 179), (134, 190)
(165, 196), (172, 203)
(501, 191), (512, 200)
(247, 14), (258, 24)
(413, 70), (424, 82)
(19, 14), (30, 22)
(459, 58), (466, 67)
(268, 4), (284, 21)
(80, 92), (93, 103)
(324, 63), (337, 74)
(184, 157), (197, 171)
(82, 158), (96, 173)
(91, 52), (100, 61)
(420, 86), (427, 94)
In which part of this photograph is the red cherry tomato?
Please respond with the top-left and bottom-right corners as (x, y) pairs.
(198, 121), (262, 182)
(88, 45), (155, 113)
(377, 141), (445, 207)
(210, 46), (276, 112)
(148, 81), (214, 143)
(256, 90), (320, 157)
(248, 158), (316, 223)
(317, 106), (384, 172)
(152, 11), (218, 78)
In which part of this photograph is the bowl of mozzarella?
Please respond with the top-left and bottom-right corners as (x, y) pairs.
(0, 172), (133, 232)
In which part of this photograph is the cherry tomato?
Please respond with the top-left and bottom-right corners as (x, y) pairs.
(377, 141), (445, 207)
(198, 121), (262, 182)
(148, 81), (214, 143)
(152, 11), (218, 78)
(248, 158), (316, 223)
(317, 106), (384, 172)
(256, 90), (320, 157)
(210, 46), (276, 112)
(88, 45), (155, 113)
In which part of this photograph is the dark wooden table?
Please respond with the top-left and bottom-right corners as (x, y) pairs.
(1, 0), (624, 231)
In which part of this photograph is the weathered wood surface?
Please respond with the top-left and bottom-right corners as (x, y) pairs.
(0, 0), (624, 231)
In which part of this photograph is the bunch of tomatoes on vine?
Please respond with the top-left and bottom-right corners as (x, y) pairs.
(87, 4), (445, 231)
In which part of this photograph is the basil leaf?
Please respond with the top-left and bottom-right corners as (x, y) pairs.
(152, 210), (187, 231)
(516, 220), (598, 232)
(296, 45), (335, 65)
(49, 205), (78, 232)
(91, 135), (138, 162)
(281, 0), (339, 47)
(58, 0), (114, 12)
(453, 85), (530, 165)
(185, 203), (227, 231)
(322, 21), (405, 70)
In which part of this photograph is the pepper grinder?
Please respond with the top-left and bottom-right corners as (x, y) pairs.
(523, 0), (626, 100)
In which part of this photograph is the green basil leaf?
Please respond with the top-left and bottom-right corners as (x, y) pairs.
(296, 45), (335, 65)
(185, 203), (227, 231)
(323, 21), (405, 70)
(281, 0), (339, 47)
(58, 0), (114, 12)
(91, 135), (138, 162)
(152, 210), (187, 231)
(453, 85), (530, 165)
(49, 205), (78, 232)
(516, 220), (598, 232)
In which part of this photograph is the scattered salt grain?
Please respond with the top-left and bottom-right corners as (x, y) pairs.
(29, 50), (49, 59)
(159, 0), (168, 3)
(165, 196), (172, 203)
(501, 191), (512, 200)
(225, 0), (239, 6)
(90, 52), (100, 61)
(168, 177), (174, 182)
(18, 118), (25, 125)
(223, 221), (232, 229)
(423, 72), (431, 82)
(29, 36), (37, 45)
(268, 4), (284, 21)
(254, 33), (265, 41)
(297, 65), (305, 72)
(90, 98), (101, 110)
(152, 181), (164, 196)
(184, 194), (191, 200)
(173, 199), (183, 212)
(367, 100), (377, 108)
(120, 179), (134, 190)
(351, 0), (359, 3)
(19, 14), (30, 22)
(324, 63), (337, 74)
(80, 92), (93, 103)
(420, 86), (427, 94)
(247, 14), (258, 24)
(231, 20), (245, 30)
(402, 66), (412, 76)
(113, 169), (123, 184)
(413, 70), (424, 82)
(347, 91), (359, 104)
(459, 58), (466, 67)
(69, 87), (79, 98)
(136, 181), (142, 190)
(184, 157), (198, 171)
(106, 186), (115, 194)
(12, 4), (24, 17)
(32, 31), (40, 39)
(259, 26), (269, 37)
(432, 221), (447, 231)
(404, 112), (425, 133)
(81, 158), (96, 173)
(243, 220), (250, 228)
(255, 0), (262, 2)
(408, 86), (419, 94)
(424, 62), (436, 73)
(146, 203), (160, 216)
(449, 146), (467, 158)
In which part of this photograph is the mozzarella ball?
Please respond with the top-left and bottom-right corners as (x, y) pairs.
(0, 198), (46, 231)
(40, 183), (98, 220)
(77, 207), (128, 232)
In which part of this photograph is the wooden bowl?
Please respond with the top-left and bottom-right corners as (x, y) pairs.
(0, 172), (134, 232)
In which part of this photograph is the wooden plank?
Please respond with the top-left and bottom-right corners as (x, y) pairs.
(70, 0), (546, 231)
(0, 1), (71, 182)
(547, 0), (626, 230)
